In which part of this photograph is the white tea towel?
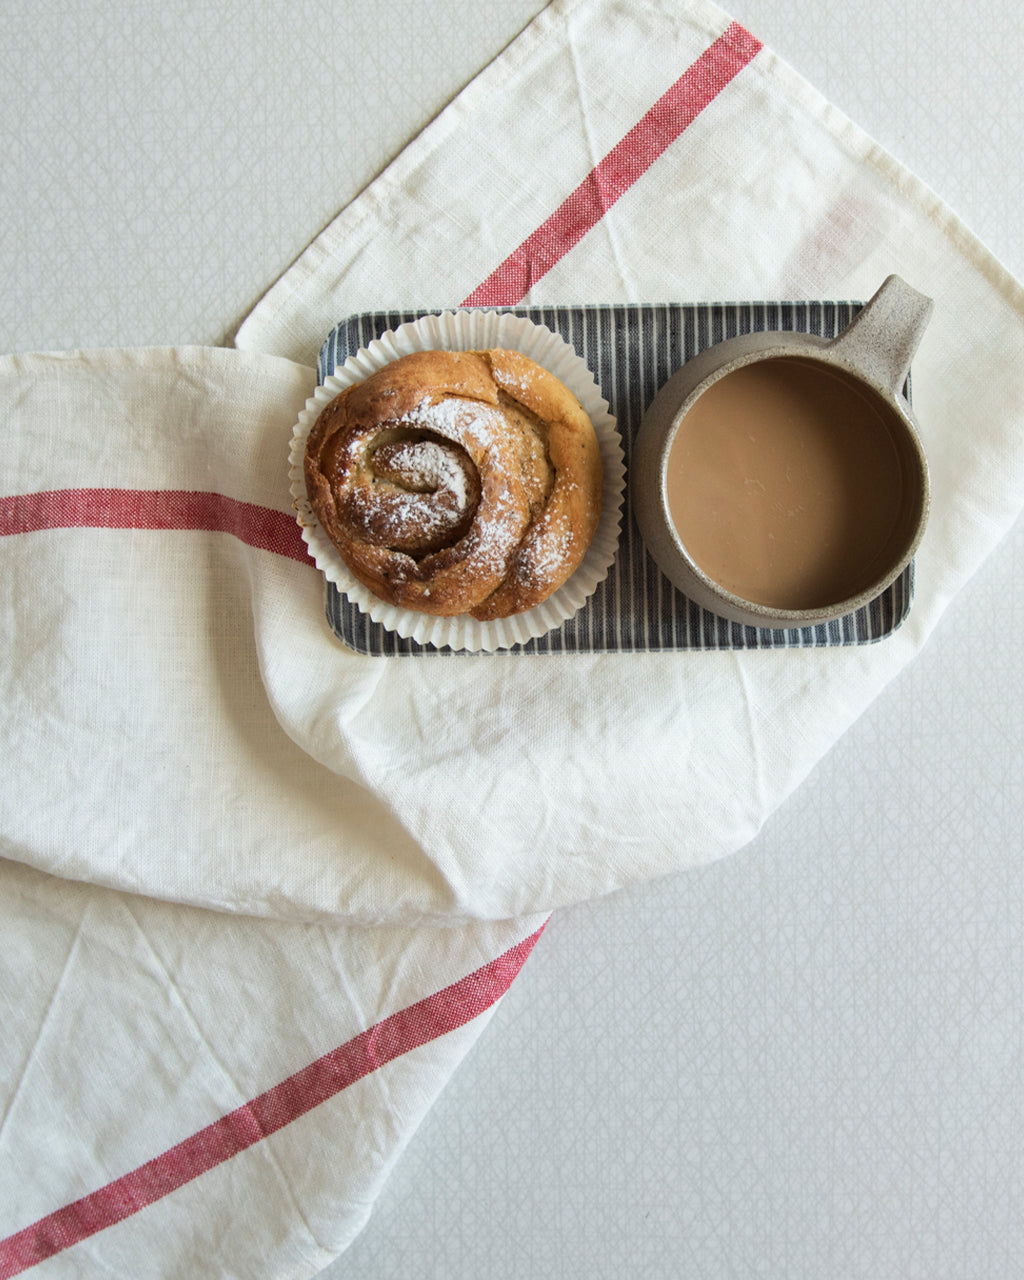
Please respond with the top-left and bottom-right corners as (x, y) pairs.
(0, 858), (545, 1277)
(10, 0), (1005, 925)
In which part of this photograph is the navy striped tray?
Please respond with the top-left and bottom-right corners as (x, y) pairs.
(317, 303), (913, 655)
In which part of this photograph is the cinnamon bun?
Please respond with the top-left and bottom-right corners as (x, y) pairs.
(303, 348), (603, 620)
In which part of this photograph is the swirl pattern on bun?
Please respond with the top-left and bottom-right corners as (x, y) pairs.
(303, 348), (604, 620)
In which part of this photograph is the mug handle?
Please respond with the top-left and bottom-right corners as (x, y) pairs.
(830, 274), (934, 398)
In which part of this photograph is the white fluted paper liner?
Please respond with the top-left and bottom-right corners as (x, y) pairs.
(289, 310), (625, 652)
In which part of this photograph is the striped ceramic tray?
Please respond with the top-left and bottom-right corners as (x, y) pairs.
(317, 303), (913, 655)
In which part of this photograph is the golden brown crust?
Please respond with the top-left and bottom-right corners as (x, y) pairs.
(303, 348), (603, 619)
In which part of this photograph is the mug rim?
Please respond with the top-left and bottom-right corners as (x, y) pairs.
(652, 346), (931, 626)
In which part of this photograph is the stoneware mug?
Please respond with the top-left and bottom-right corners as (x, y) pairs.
(630, 274), (933, 628)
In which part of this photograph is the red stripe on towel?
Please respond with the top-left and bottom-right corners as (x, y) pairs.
(0, 923), (545, 1277)
(462, 21), (761, 307)
(0, 488), (312, 564)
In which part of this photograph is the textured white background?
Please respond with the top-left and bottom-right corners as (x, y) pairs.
(3, 2), (1023, 1276)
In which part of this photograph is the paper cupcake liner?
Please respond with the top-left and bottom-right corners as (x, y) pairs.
(288, 310), (625, 652)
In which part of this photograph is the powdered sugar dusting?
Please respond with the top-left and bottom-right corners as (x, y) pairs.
(524, 519), (573, 588)
(362, 488), (461, 544)
(497, 368), (535, 399)
(378, 438), (468, 508)
(342, 432), (482, 555)
(489, 350), (543, 406)
(400, 395), (505, 449)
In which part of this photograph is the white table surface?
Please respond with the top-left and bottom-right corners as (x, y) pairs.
(4, 3), (1023, 1276)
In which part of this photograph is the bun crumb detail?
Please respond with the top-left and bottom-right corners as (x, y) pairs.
(303, 348), (604, 620)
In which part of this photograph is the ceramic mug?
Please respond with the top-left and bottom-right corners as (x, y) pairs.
(630, 275), (933, 628)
